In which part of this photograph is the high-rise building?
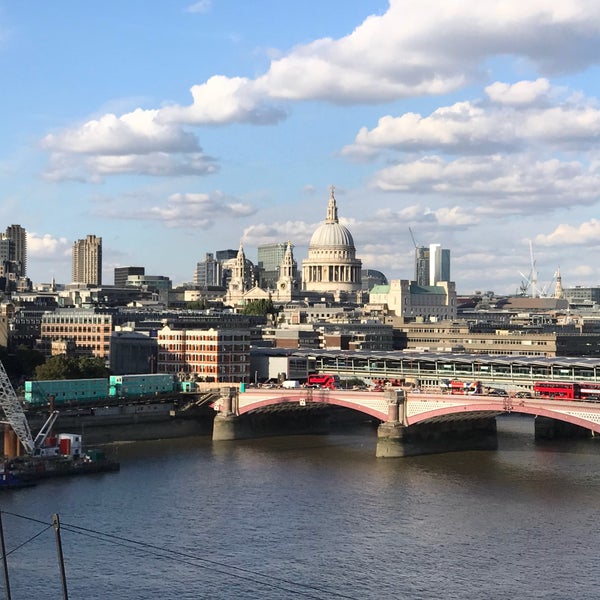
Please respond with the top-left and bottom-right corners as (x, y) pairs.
(194, 253), (221, 287)
(114, 266), (145, 287)
(72, 234), (102, 285)
(6, 225), (26, 276)
(414, 244), (450, 286)
(429, 244), (450, 285)
(257, 242), (287, 289)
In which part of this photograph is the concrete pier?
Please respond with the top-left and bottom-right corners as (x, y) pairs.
(377, 418), (498, 458)
(534, 416), (592, 440)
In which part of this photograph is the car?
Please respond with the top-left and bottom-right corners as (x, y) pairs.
(515, 391), (532, 398)
(488, 389), (508, 396)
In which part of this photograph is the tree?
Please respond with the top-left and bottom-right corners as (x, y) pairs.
(241, 298), (278, 316)
(34, 355), (110, 380)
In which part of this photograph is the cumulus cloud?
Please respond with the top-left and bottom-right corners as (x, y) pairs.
(343, 81), (600, 159)
(485, 78), (551, 106)
(27, 233), (71, 259)
(372, 155), (600, 215)
(145, 191), (257, 228)
(243, 221), (317, 246)
(44, 151), (218, 181)
(161, 76), (288, 125)
(42, 109), (200, 155)
(255, 1), (600, 104)
(41, 0), (600, 175)
(535, 219), (600, 246)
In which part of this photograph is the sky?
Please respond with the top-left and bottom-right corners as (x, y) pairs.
(3, 0), (600, 296)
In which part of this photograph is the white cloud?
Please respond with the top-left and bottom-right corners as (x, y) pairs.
(146, 191), (257, 228)
(27, 233), (71, 259)
(485, 78), (551, 105)
(42, 0), (600, 168)
(372, 155), (600, 215)
(186, 0), (211, 14)
(535, 219), (600, 246)
(243, 221), (317, 246)
(42, 109), (200, 155)
(44, 151), (218, 181)
(161, 76), (288, 126)
(343, 81), (600, 159)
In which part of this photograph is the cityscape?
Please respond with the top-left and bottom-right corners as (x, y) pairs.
(3, 2), (600, 599)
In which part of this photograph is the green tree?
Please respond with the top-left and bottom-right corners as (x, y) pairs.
(34, 355), (110, 380)
(241, 298), (278, 316)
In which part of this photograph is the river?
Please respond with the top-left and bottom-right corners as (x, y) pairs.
(1, 415), (599, 599)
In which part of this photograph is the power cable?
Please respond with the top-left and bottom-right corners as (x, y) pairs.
(1, 511), (362, 600)
(62, 522), (360, 600)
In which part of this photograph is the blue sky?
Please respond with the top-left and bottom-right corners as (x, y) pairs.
(3, 0), (600, 295)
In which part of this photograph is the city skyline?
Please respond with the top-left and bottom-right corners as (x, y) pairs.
(3, 1), (600, 294)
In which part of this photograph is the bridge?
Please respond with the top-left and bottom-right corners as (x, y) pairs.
(212, 387), (600, 457)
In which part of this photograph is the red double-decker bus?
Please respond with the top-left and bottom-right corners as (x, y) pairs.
(533, 381), (600, 401)
(307, 374), (340, 389)
(533, 381), (579, 399)
(578, 383), (600, 401)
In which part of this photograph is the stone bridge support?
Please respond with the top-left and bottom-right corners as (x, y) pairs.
(213, 387), (249, 441)
(376, 390), (498, 457)
(534, 416), (592, 440)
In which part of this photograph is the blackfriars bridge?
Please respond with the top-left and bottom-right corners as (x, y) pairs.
(212, 387), (600, 457)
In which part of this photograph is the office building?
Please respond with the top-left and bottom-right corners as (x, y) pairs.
(114, 266), (145, 287)
(414, 244), (450, 286)
(5, 225), (27, 276)
(72, 235), (102, 285)
(257, 242), (288, 289)
(194, 253), (221, 288)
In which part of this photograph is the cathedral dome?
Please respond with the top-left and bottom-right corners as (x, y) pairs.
(309, 221), (355, 249)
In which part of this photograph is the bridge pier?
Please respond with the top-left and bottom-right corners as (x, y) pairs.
(212, 387), (249, 441)
(376, 390), (498, 457)
(534, 416), (592, 440)
(377, 418), (498, 458)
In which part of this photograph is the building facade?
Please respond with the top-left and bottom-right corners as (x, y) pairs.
(3, 225), (27, 277)
(257, 242), (287, 289)
(114, 266), (145, 287)
(157, 325), (250, 382)
(72, 234), (102, 285)
(369, 280), (458, 321)
(414, 244), (450, 286)
(40, 308), (113, 358)
(194, 253), (221, 287)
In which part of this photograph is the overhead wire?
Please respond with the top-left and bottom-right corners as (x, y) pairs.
(0, 510), (363, 600)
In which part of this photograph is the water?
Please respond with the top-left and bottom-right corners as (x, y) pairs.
(1, 415), (600, 599)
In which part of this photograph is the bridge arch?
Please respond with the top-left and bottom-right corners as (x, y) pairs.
(406, 400), (600, 435)
(235, 390), (389, 421)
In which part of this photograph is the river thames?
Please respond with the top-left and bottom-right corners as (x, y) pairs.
(1, 415), (599, 599)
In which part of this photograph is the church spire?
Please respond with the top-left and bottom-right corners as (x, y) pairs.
(326, 185), (338, 224)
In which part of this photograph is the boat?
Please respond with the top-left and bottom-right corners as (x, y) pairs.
(0, 468), (36, 490)
(4, 448), (119, 484)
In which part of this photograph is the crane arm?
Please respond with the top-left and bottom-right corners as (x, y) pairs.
(0, 361), (35, 454)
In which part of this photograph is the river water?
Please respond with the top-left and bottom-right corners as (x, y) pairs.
(1, 415), (599, 600)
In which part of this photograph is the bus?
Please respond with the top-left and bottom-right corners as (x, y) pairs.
(440, 379), (481, 395)
(533, 381), (579, 399)
(307, 374), (340, 389)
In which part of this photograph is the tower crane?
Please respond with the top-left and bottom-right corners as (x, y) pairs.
(0, 360), (35, 454)
(0, 359), (59, 456)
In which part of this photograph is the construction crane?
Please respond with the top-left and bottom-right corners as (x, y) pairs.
(0, 360), (35, 455)
(0, 360), (61, 457)
(408, 227), (420, 249)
